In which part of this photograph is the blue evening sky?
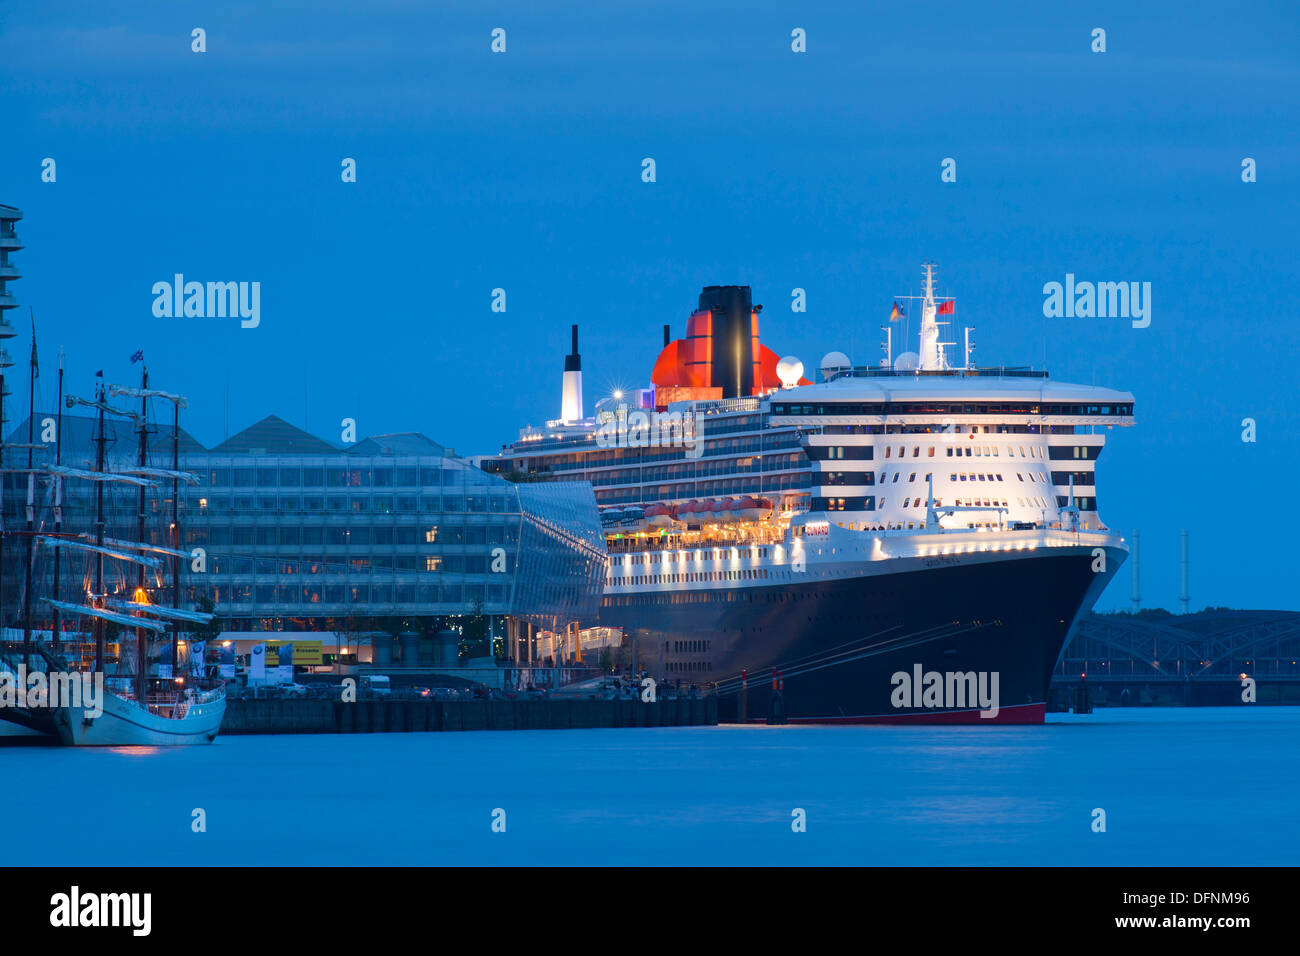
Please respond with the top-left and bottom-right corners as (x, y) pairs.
(1, 1), (1296, 611)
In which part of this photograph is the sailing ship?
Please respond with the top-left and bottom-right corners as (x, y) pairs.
(1, 341), (226, 745)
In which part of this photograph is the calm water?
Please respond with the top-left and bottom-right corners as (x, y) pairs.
(2, 707), (1296, 866)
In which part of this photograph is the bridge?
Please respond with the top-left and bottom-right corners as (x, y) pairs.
(1052, 609), (1300, 708)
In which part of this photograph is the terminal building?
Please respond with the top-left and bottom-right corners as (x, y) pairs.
(1, 413), (607, 675)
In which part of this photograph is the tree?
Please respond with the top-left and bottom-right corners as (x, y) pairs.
(504, 468), (549, 483)
(332, 613), (364, 675)
(375, 613), (410, 640)
(189, 595), (222, 642)
(455, 601), (490, 660)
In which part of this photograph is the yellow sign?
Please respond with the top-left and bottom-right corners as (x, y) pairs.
(266, 640), (323, 666)
(291, 641), (323, 666)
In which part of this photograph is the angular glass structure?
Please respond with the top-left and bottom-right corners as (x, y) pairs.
(2, 415), (606, 645)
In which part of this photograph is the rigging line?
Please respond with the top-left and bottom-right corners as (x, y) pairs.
(708, 622), (989, 696)
(705, 620), (964, 689)
(708, 626), (992, 700)
(706, 624), (952, 694)
(756, 623), (996, 689)
(712, 622), (905, 677)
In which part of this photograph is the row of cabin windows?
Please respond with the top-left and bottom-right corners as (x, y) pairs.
(806, 445), (874, 461)
(869, 469), (1049, 486)
(823, 466), (1068, 487)
(610, 569), (773, 586)
(867, 494), (1067, 512)
(818, 443), (1077, 462)
(812, 496), (875, 511)
(673, 640), (711, 653)
(619, 548), (772, 566)
(603, 589), (841, 607)
(771, 402), (1132, 417)
(885, 444), (1048, 459)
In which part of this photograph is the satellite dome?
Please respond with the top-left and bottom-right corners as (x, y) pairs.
(776, 356), (804, 389)
(893, 351), (920, 372)
(820, 351), (851, 379)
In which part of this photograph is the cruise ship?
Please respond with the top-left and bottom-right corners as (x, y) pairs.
(484, 266), (1135, 723)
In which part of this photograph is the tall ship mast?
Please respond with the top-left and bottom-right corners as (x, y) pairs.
(0, 204), (225, 744)
(31, 366), (227, 745)
(485, 265), (1136, 723)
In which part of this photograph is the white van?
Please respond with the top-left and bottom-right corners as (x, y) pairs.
(361, 675), (392, 697)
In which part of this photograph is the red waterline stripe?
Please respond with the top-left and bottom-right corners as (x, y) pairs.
(779, 701), (1047, 725)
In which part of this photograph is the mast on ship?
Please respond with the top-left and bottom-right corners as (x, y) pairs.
(134, 363), (149, 706)
(918, 263), (948, 372)
(21, 313), (37, 668)
(38, 367), (226, 744)
(170, 392), (180, 677)
(51, 349), (63, 651)
(101, 379), (209, 685)
(93, 378), (106, 673)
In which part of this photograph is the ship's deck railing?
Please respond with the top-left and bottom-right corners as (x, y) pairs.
(605, 524), (1119, 561)
(606, 522), (787, 554)
(824, 365), (1049, 382)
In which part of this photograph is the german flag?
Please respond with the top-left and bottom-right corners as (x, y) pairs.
(889, 301), (905, 322)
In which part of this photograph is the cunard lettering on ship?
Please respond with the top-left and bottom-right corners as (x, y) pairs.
(151, 274), (261, 328)
(890, 665), (1001, 718)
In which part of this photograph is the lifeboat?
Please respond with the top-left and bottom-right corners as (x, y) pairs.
(675, 500), (697, 523)
(756, 497), (775, 520)
(695, 498), (718, 523)
(733, 496), (762, 521)
(713, 497), (738, 523)
(644, 503), (675, 528)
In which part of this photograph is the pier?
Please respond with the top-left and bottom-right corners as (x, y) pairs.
(221, 695), (717, 734)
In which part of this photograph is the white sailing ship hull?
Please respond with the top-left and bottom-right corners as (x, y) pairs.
(53, 690), (225, 746)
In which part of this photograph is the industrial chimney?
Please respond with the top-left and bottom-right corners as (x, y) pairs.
(560, 324), (583, 423)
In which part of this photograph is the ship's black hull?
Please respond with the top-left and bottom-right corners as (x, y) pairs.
(597, 549), (1121, 724)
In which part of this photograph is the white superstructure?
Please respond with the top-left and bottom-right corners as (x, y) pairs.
(770, 372), (1134, 532)
(490, 263), (1135, 539)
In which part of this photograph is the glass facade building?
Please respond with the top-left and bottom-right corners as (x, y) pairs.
(1, 414), (606, 642)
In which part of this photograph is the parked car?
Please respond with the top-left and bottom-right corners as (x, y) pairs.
(280, 683), (310, 699)
(361, 675), (392, 698)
